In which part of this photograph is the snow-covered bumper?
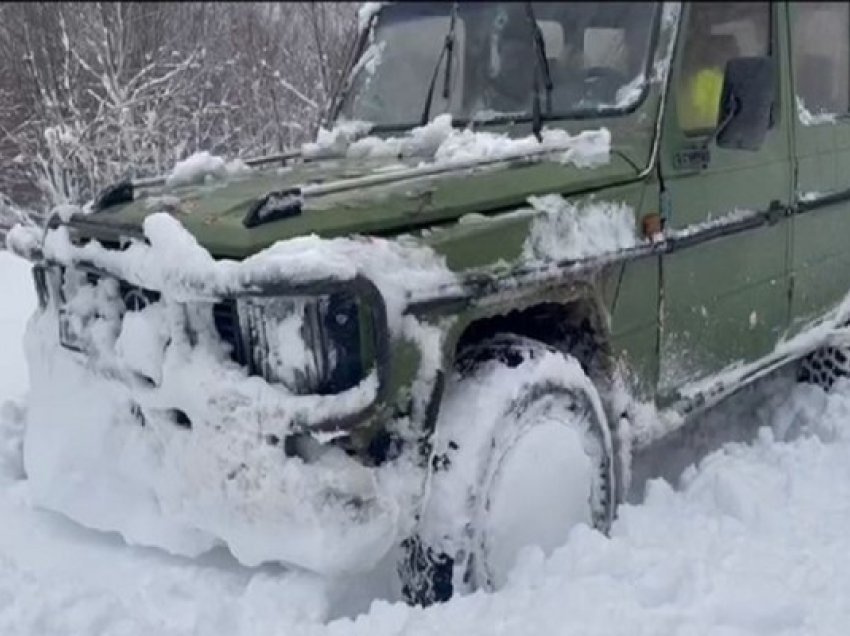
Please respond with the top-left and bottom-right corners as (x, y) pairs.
(17, 226), (430, 576)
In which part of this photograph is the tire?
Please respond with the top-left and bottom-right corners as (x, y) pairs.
(798, 345), (850, 392)
(399, 335), (616, 605)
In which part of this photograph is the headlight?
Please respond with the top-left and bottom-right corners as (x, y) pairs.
(40, 262), (382, 400)
(236, 291), (372, 395)
(42, 265), (90, 352)
(43, 264), (157, 354)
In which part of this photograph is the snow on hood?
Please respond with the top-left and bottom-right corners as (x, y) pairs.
(522, 194), (640, 262)
(42, 212), (456, 333)
(23, 212), (458, 574)
(166, 151), (253, 188)
(301, 119), (374, 159)
(303, 114), (611, 170)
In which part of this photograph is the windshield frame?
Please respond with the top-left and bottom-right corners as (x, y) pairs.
(330, 1), (664, 133)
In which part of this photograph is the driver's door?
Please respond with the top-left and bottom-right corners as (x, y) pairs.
(657, 2), (793, 398)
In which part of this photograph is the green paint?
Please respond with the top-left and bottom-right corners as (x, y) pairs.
(57, 3), (850, 441)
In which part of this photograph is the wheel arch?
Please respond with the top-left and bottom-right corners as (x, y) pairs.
(441, 284), (615, 381)
(429, 286), (628, 509)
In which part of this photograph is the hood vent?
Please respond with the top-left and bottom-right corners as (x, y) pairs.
(243, 188), (304, 228)
(93, 179), (134, 212)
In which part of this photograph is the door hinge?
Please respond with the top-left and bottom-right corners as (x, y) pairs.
(660, 188), (672, 227)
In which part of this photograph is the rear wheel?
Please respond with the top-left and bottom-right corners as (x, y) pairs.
(798, 345), (850, 391)
(399, 335), (616, 605)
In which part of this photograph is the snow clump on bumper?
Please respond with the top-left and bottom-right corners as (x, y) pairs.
(21, 212), (456, 575)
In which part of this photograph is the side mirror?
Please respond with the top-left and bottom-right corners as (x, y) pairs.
(715, 56), (776, 151)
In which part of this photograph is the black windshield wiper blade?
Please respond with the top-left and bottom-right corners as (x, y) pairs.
(420, 2), (459, 126)
(524, 2), (554, 140)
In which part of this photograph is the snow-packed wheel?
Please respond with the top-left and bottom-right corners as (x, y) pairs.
(798, 345), (850, 392)
(399, 335), (616, 605)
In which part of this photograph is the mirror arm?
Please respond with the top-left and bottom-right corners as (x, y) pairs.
(699, 96), (738, 153)
(674, 98), (738, 173)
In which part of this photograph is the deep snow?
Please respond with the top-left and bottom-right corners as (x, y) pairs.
(5, 250), (850, 634)
(0, 252), (33, 400)
(18, 213), (456, 575)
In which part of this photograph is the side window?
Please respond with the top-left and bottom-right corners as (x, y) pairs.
(676, 3), (770, 135)
(792, 2), (849, 119)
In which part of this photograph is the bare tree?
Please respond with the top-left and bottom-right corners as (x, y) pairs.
(0, 1), (358, 210)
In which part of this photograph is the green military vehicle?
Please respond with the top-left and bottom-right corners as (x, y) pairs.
(10, 1), (850, 605)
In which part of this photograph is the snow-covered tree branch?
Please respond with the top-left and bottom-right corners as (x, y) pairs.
(0, 2), (357, 210)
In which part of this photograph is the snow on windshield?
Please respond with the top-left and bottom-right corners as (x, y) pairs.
(338, 2), (659, 127)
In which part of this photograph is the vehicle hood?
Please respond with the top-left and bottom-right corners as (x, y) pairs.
(70, 150), (640, 259)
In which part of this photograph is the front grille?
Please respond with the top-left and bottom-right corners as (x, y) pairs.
(55, 265), (371, 394)
(212, 299), (248, 366)
(82, 271), (161, 311)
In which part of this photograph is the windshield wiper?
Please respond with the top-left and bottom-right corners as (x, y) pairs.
(524, 2), (554, 141)
(420, 2), (459, 126)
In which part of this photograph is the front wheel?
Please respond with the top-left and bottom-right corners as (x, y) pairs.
(399, 335), (616, 605)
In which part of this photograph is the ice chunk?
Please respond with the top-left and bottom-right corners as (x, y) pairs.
(166, 152), (252, 188)
(523, 194), (638, 261)
(303, 114), (611, 170)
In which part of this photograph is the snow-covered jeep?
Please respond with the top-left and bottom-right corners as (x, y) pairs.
(9, 1), (850, 605)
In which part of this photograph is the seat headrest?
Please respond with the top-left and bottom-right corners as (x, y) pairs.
(704, 34), (740, 58)
(689, 33), (741, 68)
(537, 21), (564, 61)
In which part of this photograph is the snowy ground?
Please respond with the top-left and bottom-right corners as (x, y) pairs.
(3, 249), (850, 635)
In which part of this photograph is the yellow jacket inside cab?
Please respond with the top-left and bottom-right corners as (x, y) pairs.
(678, 67), (725, 132)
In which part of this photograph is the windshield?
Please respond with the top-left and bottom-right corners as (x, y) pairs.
(336, 2), (659, 129)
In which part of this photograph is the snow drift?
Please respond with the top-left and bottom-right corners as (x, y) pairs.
(4, 245), (850, 633)
(19, 213), (457, 575)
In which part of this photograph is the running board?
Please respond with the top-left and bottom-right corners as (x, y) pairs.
(644, 323), (850, 450)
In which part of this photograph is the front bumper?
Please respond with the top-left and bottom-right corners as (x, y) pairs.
(23, 285), (417, 575)
(16, 217), (432, 576)
(32, 258), (393, 433)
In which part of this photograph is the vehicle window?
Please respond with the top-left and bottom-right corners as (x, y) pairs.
(337, 2), (659, 129)
(792, 2), (850, 118)
(342, 13), (463, 127)
(676, 3), (770, 135)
